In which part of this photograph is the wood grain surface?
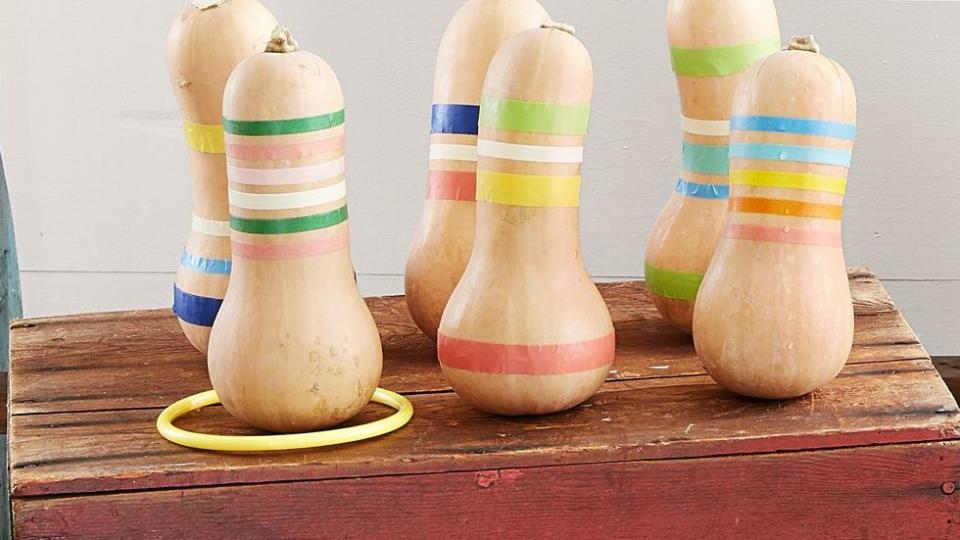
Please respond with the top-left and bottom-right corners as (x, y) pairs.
(8, 269), (960, 538)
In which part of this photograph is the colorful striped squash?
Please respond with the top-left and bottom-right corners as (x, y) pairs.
(405, 0), (549, 341)
(208, 28), (382, 433)
(644, 0), (780, 333)
(167, 0), (277, 353)
(693, 36), (858, 399)
(437, 23), (614, 416)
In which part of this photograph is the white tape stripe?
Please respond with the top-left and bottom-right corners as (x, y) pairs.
(429, 144), (477, 162)
(227, 157), (345, 186)
(192, 215), (231, 237)
(682, 117), (731, 137)
(477, 140), (583, 163)
(229, 180), (347, 211)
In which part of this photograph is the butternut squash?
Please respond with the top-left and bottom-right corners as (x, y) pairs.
(693, 36), (857, 399)
(208, 28), (381, 432)
(167, 0), (277, 353)
(405, 0), (549, 340)
(645, 0), (779, 333)
(438, 23), (614, 416)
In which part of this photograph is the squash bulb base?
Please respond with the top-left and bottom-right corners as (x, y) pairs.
(650, 294), (694, 335)
(442, 365), (609, 416)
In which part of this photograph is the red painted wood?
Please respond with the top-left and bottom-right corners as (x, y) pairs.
(14, 442), (960, 540)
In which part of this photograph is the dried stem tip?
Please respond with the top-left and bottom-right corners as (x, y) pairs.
(787, 35), (821, 54)
(542, 21), (576, 35)
(266, 26), (299, 53)
(193, 0), (227, 10)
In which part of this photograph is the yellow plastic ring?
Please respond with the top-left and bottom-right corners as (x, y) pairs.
(156, 387), (414, 452)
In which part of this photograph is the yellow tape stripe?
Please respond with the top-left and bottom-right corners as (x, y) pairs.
(184, 122), (226, 154)
(476, 170), (580, 208)
(730, 169), (847, 195)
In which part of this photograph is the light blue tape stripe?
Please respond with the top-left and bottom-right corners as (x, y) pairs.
(180, 250), (232, 275)
(729, 143), (852, 167)
(675, 178), (729, 200)
(682, 142), (729, 175)
(730, 115), (857, 140)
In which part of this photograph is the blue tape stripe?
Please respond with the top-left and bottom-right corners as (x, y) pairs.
(431, 104), (480, 135)
(731, 115), (857, 140)
(180, 250), (232, 275)
(675, 178), (729, 200)
(172, 285), (223, 327)
(682, 141), (729, 175)
(729, 143), (852, 167)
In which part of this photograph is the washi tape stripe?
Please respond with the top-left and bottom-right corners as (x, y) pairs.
(730, 169), (847, 195)
(682, 117), (730, 137)
(227, 133), (344, 161)
(427, 170), (476, 201)
(180, 250), (232, 275)
(476, 171), (581, 208)
(230, 205), (348, 234)
(725, 223), (842, 247)
(682, 141), (729, 175)
(227, 158), (345, 186)
(729, 197), (843, 220)
(429, 144), (478, 162)
(437, 332), (615, 375)
(183, 122), (226, 154)
(670, 35), (780, 77)
(729, 143), (852, 167)
(480, 97), (590, 136)
(675, 178), (729, 200)
(644, 262), (703, 301)
(431, 104), (480, 135)
(232, 231), (349, 260)
(192, 215), (231, 237)
(172, 285), (222, 327)
(477, 140), (584, 164)
(731, 115), (857, 140)
(228, 181), (347, 211)
(223, 109), (345, 136)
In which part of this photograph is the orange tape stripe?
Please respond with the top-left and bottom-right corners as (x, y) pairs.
(729, 197), (843, 220)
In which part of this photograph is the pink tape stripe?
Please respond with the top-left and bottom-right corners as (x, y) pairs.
(724, 223), (842, 247)
(437, 332), (615, 375)
(227, 158), (345, 186)
(232, 231), (349, 260)
(227, 133), (345, 161)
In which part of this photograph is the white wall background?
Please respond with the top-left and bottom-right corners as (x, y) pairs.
(0, 0), (957, 354)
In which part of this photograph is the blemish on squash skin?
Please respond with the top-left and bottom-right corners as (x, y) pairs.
(179, 79), (192, 88)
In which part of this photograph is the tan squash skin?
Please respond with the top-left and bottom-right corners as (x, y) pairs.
(645, 0), (779, 333)
(405, 0), (550, 340)
(208, 36), (382, 433)
(438, 25), (614, 416)
(693, 38), (857, 399)
(167, 0), (277, 353)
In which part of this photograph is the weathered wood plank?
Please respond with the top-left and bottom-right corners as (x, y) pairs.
(933, 356), (960, 401)
(13, 441), (960, 540)
(8, 270), (925, 416)
(10, 359), (959, 498)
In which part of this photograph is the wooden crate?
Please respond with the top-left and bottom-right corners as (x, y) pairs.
(8, 269), (960, 539)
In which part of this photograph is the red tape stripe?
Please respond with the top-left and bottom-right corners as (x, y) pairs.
(438, 332), (615, 375)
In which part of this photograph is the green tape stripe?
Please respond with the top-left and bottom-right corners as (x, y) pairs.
(670, 35), (780, 77)
(479, 97), (590, 136)
(682, 141), (729, 175)
(223, 109), (345, 136)
(230, 205), (348, 234)
(644, 262), (703, 301)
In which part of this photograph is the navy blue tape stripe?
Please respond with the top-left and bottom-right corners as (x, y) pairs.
(730, 115), (856, 140)
(675, 178), (729, 199)
(431, 104), (480, 135)
(172, 285), (223, 327)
